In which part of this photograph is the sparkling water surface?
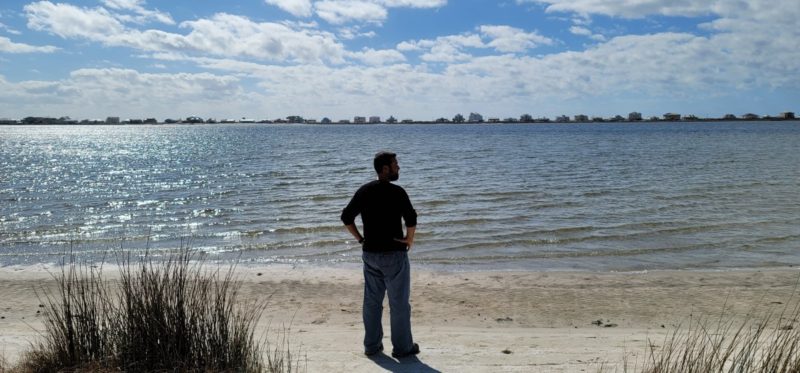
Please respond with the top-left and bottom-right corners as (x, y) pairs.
(1, 122), (799, 271)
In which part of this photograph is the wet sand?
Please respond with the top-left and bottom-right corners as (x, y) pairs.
(1, 265), (799, 372)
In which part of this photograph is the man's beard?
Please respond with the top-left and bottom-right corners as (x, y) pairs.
(389, 172), (399, 181)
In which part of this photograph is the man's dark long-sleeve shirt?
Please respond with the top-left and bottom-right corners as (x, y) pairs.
(341, 180), (417, 253)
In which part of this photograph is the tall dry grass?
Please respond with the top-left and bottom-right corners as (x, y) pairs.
(12, 248), (301, 372)
(642, 299), (800, 373)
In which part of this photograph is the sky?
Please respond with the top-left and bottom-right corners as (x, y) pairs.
(0, 0), (798, 121)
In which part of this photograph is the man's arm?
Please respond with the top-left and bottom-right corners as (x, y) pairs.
(345, 224), (363, 243)
(395, 226), (415, 251)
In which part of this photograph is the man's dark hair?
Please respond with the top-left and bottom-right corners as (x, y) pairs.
(373, 151), (396, 173)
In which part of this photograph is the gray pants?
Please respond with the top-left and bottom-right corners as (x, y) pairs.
(362, 250), (415, 355)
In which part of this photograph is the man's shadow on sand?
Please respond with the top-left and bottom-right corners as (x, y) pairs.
(367, 352), (441, 373)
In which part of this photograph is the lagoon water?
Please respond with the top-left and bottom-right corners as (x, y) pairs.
(1, 122), (799, 271)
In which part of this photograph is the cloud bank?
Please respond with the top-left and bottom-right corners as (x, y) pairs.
(0, 0), (796, 119)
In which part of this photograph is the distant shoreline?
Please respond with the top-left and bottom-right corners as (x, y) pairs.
(1, 118), (798, 126)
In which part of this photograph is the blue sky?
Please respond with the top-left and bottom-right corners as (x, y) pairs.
(0, 0), (798, 120)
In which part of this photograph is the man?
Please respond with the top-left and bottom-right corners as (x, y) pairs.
(341, 151), (420, 358)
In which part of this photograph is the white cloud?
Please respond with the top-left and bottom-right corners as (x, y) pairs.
(265, 0), (313, 17)
(569, 25), (606, 41)
(349, 47), (406, 65)
(178, 13), (347, 63)
(265, 0), (446, 24)
(26, 1), (126, 39)
(379, 0), (447, 7)
(0, 21), (22, 35)
(0, 68), (256, 118)
(399, 26), (551, 61)
(314, 1), (388, 24)
(337, 26), (376, 40)
(0, 35), (59, 53)
(102, 0), (175, 25)
(479, 25), (553, 53)
(519, 0), (719, 18)
(401, 33), (484, 62)
(25, 3), (347, 64)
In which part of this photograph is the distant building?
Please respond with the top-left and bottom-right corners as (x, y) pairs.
(779, 112), (795, 119)
(185, 116), (204, 124)
(487, 118), (500, 123)
(106, 116), (120, 124)
(628, 112), (642, 121)
(663, 113), (681, 121)
(574, 115), (589, 122)
(723, 114), (737, 120)
(354, 116), (366, 124)
(0, 118), (19, 124)
(305, 119), (318, 124)
(519, 114), (533, 123)
(369, 116), (381, 124)
(321, 117), (332, 124)
(401, 119), (414, 124)
(467, 112), (483, 123)
(683, 114), (699, 121)
(555, 115), (570, 123)
(386, 116), (397, 124)
(143, 118), (158, 124)
(742, 113), (760, 120)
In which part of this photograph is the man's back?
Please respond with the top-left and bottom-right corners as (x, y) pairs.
(341, 179), (417, 252)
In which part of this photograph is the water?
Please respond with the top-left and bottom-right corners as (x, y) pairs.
(1, 122), (799, 271)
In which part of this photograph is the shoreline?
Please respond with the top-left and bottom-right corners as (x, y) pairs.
(2, 265), (799, 371)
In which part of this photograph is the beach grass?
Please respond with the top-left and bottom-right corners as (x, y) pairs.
(641, 299), (800, 373)
(600, 292), (800, 373)
(7, 248), (301, 372)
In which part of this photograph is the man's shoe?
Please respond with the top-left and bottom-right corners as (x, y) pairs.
(365, 344), (384, 356)
(391, 343), (420, 358)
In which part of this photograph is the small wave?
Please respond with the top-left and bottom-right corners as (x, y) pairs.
(415, 241), (728, 263)
(268, 225), (342, 235)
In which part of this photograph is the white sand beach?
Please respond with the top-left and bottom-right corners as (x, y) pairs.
(2, 265), (799, 372)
